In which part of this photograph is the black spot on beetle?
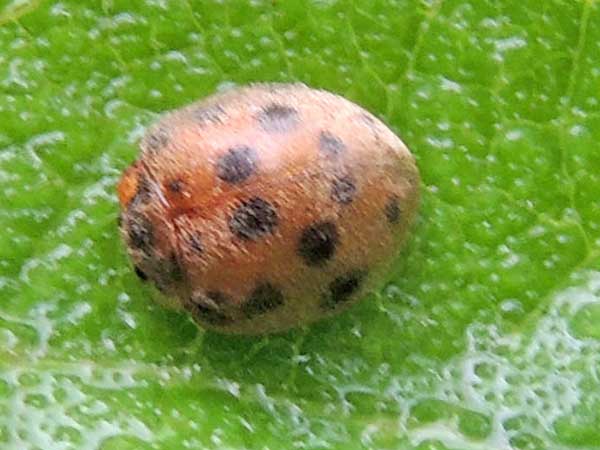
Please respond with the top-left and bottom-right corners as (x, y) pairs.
(298, 221), (339, 266)
(319, 131), (346, 156)
(167, 179), (184, 193)
(188, 233), (203, 254)
(205, 290), (229, 306)
(384, 195), (401, 224)
(323, 270), (366, 309)
(257, 103), (299, 132)
(243, 283), (284, 317)
(128, 213), (154, 252)
(195, 305), (232, 325)
(331, 174), (357, 205)
(191, 290), (233, 326)
(229, 197), (278, 241)
(134, 266), (148, 281)
(216, 146), (258, 184)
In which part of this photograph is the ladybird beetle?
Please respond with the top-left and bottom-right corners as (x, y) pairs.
(117, 83), (420, 335)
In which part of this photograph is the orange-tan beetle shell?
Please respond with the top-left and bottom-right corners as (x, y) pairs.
(117, 83), (420, 335)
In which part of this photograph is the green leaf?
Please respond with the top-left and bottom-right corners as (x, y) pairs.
(1, 0), (599, 448)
